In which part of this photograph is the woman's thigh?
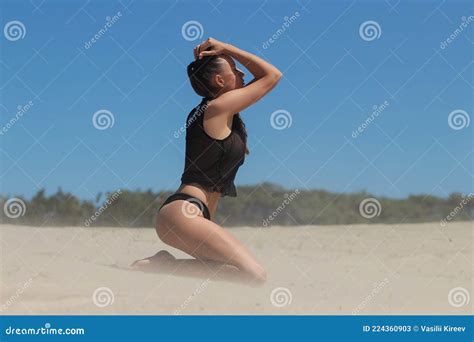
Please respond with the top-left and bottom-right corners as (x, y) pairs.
(156, 201), (265, 277)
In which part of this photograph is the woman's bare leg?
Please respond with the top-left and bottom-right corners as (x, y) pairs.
(134, 200), (266, 284)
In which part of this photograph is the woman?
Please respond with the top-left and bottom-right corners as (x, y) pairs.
(132, 38), (282, 284)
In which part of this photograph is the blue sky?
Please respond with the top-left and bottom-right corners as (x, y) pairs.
(1, 0), (472, 200)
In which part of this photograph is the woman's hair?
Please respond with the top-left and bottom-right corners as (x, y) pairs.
(187, 54), (249, 154)
(187, 55), (222, 98)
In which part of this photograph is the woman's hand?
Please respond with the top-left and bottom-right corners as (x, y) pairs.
(204, 43), (282, 116)
(194, 37), (228, 60)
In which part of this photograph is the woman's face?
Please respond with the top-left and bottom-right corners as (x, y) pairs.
(215, 56), (245, 93)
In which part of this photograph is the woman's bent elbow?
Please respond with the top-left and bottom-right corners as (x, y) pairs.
(267, 71), (282, 89)
(273, 70), (282, 82)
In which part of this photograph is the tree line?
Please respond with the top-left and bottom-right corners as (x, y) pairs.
(1, 183), (472, 227)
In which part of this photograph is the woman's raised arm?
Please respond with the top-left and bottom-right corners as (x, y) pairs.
(198, 38), (282, 115)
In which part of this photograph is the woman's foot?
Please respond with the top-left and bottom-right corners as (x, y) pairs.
(131, 250), (176, 269)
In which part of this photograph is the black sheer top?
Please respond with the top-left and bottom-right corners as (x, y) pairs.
(180, 98), (246, 197)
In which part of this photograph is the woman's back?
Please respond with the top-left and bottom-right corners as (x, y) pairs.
(181, 97), (246, 197)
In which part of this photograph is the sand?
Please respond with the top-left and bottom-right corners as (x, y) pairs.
(0, 222), (472, 315)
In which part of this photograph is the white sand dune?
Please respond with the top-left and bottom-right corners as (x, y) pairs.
(0, 222), (472, 315)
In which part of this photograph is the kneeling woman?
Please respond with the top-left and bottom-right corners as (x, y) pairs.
(133, 38), (282, 284)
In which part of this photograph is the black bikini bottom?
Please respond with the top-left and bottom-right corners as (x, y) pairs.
(159, 192), (211, 220)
